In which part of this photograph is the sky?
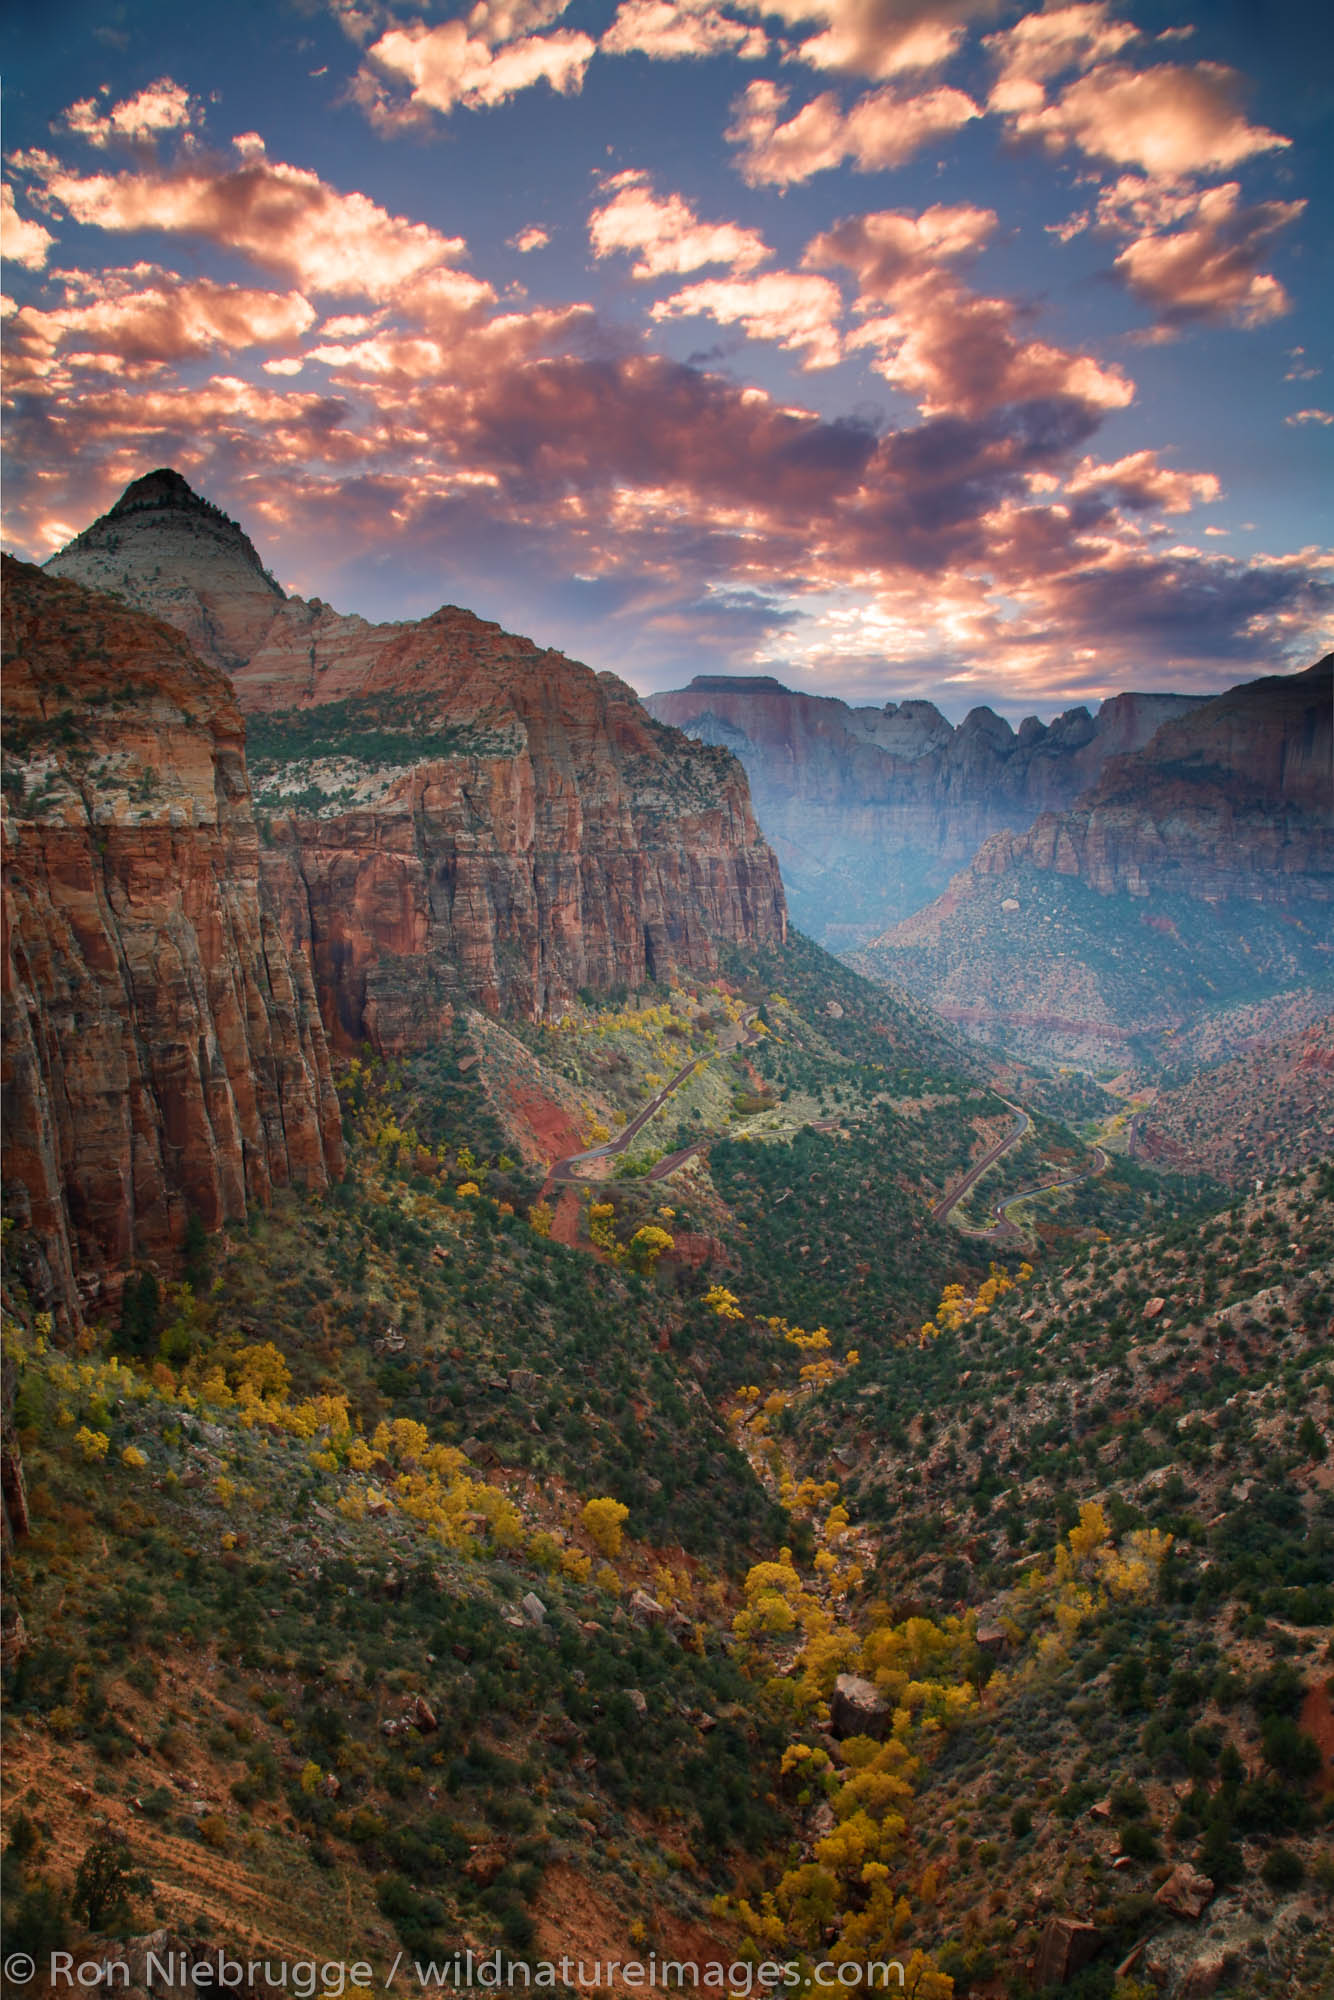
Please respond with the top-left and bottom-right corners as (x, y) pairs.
(3, 0), (1332, 718)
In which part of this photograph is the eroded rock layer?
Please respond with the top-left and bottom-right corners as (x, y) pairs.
(1, 558), (344, 1322)
(47, 473), (787, 1044)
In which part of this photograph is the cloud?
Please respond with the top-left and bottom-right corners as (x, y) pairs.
(1065, 449), (1220, 513)
(601, 0), (768, 61)
(809, 201), (1131, 418)
(804, 201), (996, 297)
(1069, 176), (1305, 328)
(1110, 182), (1303, 327)
(1011, 59), (1290, 176)
(12, 150), (469, 298)
(734, 0), (999, 80)
(356, 0), (595, 121)
(2, 183), (56, 269)
(1286, 408), (1333, 427)
(849, 285), (1133, 416)
(726, 77), (978, 185)
(1284, 347), (1320, 383)
(589, 172), (771, 278)
(650, 269), (845, 366)
(510, 224), (551, 252)
(984, 3), (1137, 114)
(63, 77), (203, 148)
(6, 267), (317, 374)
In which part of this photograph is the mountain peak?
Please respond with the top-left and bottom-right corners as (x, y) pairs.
(45, 467), (286, 673)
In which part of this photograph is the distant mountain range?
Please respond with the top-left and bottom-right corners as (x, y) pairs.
(856, 655), (1334, 1066)
(646, 674), (1205, 946)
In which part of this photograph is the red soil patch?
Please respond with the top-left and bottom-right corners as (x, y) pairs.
(549, 1185), (584, 1248)
(1300, 1677), (1334, 1795)
(534, 1860), (740, 1992)
(508, 1088), (585, 1166)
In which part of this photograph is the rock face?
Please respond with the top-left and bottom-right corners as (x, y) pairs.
(646, 674), (1205, 944)
(1, 558), (343, 1324)
(855, 658), (1334, 1067)
(48, 475), (787, 1043)
(957, 656), (1334, 903)
(45, 467), (286, 678)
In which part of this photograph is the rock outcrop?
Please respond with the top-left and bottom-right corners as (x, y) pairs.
(47, 475), (787, 1043)
(646, 675), (1204, 944)
(1, 558), (343, 1324)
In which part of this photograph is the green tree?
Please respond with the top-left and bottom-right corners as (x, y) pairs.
(72, 1831), (149, 1931)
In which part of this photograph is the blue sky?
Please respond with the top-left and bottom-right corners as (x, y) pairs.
(3, 0), (1331, 716)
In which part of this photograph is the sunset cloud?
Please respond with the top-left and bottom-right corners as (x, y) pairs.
(510, 224), (551, 252)
(12, 151), (468, 297)
(985, 4), (1138, 113)
(601, 0), (768, 62)
(1065, 449), (1220, 513)
(62, 77), (203, 149)
(589, 172), (771, 278)
(651, 270), (845, 366)
(805, 202), (996, 297)
(1286, 408), (1332, 426)
(1109, 182), (1304, 327)
(726, 77), (978, 185)
(735, 0), (999, 80)
(2, 183), (56, 270)
(7, 267), (317, 372)
(1011, 59), (1290, 176)
(849, 284), (1133, 416)
(356, 0), (596, 122)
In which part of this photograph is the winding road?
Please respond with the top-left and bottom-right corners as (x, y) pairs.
(544, 1009), (759, 1188)
(933, 1095), (1110, 1240)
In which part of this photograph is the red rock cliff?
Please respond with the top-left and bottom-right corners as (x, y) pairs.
(1, 558), (344, 1326)
(48, 474), (787, 1045)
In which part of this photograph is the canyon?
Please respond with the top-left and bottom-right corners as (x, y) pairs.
(646, 673), (1204, 946)
(3, 473), (786, 1319)
(857, 656), (1334, 1066)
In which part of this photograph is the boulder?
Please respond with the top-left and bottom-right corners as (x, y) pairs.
(829, 1673), (890, 1741)
(521, 1592), (546, 1626)
(629, 1589), (667, 1626)
(1154, 1864), (1214, 1921)
(1033, 1917), (1101, 1987)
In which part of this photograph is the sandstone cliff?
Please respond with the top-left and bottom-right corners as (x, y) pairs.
(646, 675), (1204, 944)
(854, 658), (1334, 1067)
(46, 473), (787, 1044)
(1, 558), (344, 1324)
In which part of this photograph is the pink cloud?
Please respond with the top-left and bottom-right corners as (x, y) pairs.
(601, 0), (768, 61)
(589, 172), (771, 278)
(804, 201), (996, 296)
(984, 3), (1138, 114)
(849, 285), (1133, 416)
(11, 150), (468, 298)
(63, 77), (203, 149)
(1108, 181), (1304, 328)
(735, 0), (998, 81)
(357, 0), (596, 121)
(1012, 59), (1290, 176)
(1065, 450), (1220, 513)
(650, 270), (845, 367)
(510, 224), (551, 252)
(2, 182), (56, 270)
(1286, 409), (1333, 427)
(726, 76), (979, 185)
(7, 267), (317, 374)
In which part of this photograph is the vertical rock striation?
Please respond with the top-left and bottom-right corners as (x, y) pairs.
(2, 558), (343, 1324)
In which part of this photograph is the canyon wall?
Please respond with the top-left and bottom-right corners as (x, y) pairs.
(47, 472), (787, 1045)
(646, 674), (1204, 944)
(1, 558), (344, 1324)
